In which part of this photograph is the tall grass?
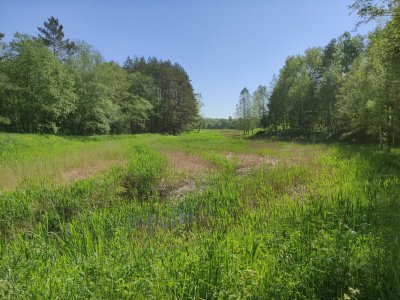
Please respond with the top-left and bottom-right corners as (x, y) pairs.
(0, 131), (399, 299)
(0, 134), (134, 189)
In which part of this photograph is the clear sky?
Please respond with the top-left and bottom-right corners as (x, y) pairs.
(0, 0), (374, 118)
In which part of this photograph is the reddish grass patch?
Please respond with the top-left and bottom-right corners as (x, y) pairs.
(59, 160), (125, 184)
(225, 152), (278, 174)
(158, 149), (213, 199)
(160, 149), (214, 174)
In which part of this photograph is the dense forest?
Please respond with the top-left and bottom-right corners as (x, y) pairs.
(0, 17), (199, 135)
(236, 0), (400, 147)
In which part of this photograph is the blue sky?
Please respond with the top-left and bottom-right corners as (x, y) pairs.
(0, 0), (374, 118)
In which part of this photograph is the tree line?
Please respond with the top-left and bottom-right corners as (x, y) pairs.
(236, 0), (400, 147)
(0, 17), (199, 135)
(199, 117), (239, 130)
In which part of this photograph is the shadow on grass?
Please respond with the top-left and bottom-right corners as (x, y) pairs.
(335, 144), (400, 178)
(336, 144), (400, 297)
(250, 130), (381, 146)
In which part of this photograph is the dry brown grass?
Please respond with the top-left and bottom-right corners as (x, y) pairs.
(0, 141), (129, 189)
(159, 148), (214, 174)
(59, 159), (126, 184)
(158, 149), (213, 199)
(224, 152), (278, 174)
(220, 130), (243, 138)
(248, 140), (285, 151)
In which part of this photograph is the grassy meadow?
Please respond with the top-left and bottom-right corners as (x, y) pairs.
(0, 130), (399, 299)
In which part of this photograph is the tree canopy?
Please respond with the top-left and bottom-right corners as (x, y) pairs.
(238, 1), (399, 147)
(0, 18), (199, 135)
(37, 16), (76, 59)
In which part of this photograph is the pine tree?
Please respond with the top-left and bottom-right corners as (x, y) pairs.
(37, 16), (75, 59)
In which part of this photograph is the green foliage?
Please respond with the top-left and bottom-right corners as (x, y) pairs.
(251, 85), (268, 130)
(260, 1), (400, 146)
(37, 16), (75, 59)
(65, 49), (119, 134)
(0, 131), (399, 298)
(235, 87), (252, 135)
(124, 144), (165, 199)
(0, 19), (199, 136)
(350, 0), (398, 26)
(111, 72), (154, 134)
(199, 117), (239, 130)
(0, 34), (76, 133)
(125, 56), (199, 134)
(264, 24), (400, 147)
(337, 51), (385, 139)
(267, 52), (321, 134)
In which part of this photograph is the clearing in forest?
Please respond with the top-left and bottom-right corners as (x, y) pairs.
(0, 130), (399, 299)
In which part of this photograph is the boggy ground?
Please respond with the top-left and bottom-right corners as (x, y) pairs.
(0, 130), (399, 299)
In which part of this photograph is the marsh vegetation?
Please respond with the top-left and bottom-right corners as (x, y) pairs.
(0, 131), (399, 298)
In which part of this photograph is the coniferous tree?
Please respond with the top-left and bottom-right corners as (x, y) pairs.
(1, 18), (200, 135)
(124, 56), (198, 134)
(37, 16), (75, 59)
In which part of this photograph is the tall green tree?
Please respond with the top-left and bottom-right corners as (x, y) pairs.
(251, 85), (268, 132)
(350, 0), (398, 26)
(349, 0), (400, 146)
(1, 20), (200, 136)
(267, 54), (316, 133)
(111, 71), (153, 134)
(267, 33), (364, 137)
(316, 39), (340, 134)
(64, 42), (118, 135)
(0, 34), (76, 133)
(336, 32), (365, 74)
(236, 87), (251, 135)
(37, 16), (75, 59)
(337, 53), (384, 142)
(0, 33), (12, 128)
(124, 56), (198, 134)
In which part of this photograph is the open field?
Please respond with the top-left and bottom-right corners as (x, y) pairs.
(0, 130), (399, 299)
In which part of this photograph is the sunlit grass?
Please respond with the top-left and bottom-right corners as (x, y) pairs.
(0, 134), (134, 189)
(0, 130), (399, 299)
